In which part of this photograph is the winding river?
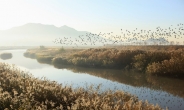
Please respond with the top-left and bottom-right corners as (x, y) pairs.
(0, 49), (184, 110)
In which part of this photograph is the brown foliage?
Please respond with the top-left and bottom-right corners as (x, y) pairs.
(0, 63), (164, 110)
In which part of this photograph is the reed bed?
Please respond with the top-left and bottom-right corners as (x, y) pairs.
(24, 52), (36, 59)
(146, 50), (184, 77)
(36, 55), (54, 64)
(0, 62), (164, 110)
(51, 48), (143, 69)
(24, 46), (184, 77)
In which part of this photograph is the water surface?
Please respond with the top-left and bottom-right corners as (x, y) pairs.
(0, 49), (184, 110)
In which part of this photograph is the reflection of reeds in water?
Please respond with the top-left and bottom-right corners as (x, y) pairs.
(54, 64), (147, 86)
(54, 64), (184, 100)
(0, 53), (12, 60)
(146, 75), (184, 98)
(0, 62), (163, 109)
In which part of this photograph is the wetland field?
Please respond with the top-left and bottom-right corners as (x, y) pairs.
(0, 46), (184, 110)
(1, 0), (184, 109)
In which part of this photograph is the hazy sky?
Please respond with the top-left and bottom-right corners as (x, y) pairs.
(0, 0), (184, 34)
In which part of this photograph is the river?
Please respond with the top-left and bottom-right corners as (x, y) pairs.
(0, 49), (184, 110)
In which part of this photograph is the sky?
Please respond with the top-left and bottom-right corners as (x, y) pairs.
(0, 0), (184, 34)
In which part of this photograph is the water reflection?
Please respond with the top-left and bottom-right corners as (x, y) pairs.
(53, 64), (184, 109)
(54, 64), (184, 98)
(146, 75), (184, 98)
(54, 64), (148, 86)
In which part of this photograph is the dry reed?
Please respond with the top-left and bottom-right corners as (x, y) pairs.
(0, 62), (165, 110)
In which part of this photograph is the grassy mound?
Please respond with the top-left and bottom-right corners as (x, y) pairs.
(0, 62), (164, 110)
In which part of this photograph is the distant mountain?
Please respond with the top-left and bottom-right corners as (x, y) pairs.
(0, 23), (95, 46)
(0, 23), (170, 46)
(59, 25), (77, 32)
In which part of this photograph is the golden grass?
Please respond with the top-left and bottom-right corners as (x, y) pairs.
(0, 62), (165, 110)
(24, 46), (184, 78)
(36, 55), (54, 64)
(146, 51), (184, 76)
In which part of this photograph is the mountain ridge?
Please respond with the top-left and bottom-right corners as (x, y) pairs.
(0, 23), (170, 46)
(0, 23), (90, 46)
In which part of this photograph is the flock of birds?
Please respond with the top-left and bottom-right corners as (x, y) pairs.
(53, 23), (184, 47)
(52, 24), (184, 110)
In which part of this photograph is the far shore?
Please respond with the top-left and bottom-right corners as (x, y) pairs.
(24, 45), (184, 78)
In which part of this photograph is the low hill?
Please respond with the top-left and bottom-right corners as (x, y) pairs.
(0, 23), (97, 46)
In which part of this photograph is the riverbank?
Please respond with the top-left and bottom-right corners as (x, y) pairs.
(0, 62), (163, 109)
(24, 46), (184, 78)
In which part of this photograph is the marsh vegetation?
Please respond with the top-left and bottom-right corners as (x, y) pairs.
(24, 46), (184, 78)
(0, 62), (164, 110)
(1, 49), (184, 110)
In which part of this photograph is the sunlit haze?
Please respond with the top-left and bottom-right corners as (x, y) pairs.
(0, 0), (184, 31)
(1, 1), (184, 109)
(0, 0), (184, 46)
